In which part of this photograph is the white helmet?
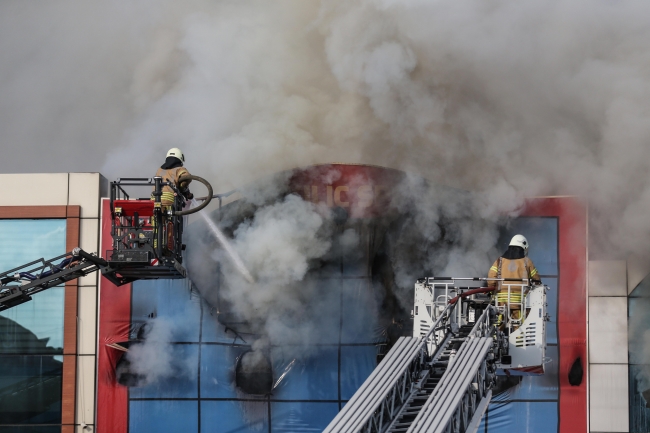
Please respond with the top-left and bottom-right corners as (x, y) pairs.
(509, 234), (529, 252)
(166, 147), (185, 163)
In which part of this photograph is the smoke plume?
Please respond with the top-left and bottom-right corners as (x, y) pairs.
(120, 318), (198, 386)
(190, 193), (352, 357)
(5, 0), (650, 393)
(3, 0), (650, 258)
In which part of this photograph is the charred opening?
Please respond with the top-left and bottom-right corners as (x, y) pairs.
(235, 350), (273, 395)
(115, 351), (147, 388)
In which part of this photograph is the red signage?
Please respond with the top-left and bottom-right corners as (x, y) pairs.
(288, 164), (405, 218)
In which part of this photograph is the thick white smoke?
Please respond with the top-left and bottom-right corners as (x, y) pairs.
(4, 0), (650, 258)
(98, 0), (650, 259)
(231, 195), (331, 284)
(122, 317), (198, 386)
(207, 194), (348, 356)
(6, 0), (650, 392)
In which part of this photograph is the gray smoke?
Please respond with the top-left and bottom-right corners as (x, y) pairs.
(5, 0), (650, 390)
(3, 0), (650, 259)
(123, 317), (198, 386)
(201, 194), (349, 357)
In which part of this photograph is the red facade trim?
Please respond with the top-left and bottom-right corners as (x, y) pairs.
(96, 199), (131, 433)
(522, 197), (588, 433)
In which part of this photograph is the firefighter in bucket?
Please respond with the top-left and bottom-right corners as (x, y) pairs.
(151, 148), (193, 254)
(487, 234), (542, 328)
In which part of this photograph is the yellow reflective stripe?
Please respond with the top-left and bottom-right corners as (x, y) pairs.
(496, 292), (522, 303)
(490, 266), (498, 272)
(150, 192), (176, 202)
(530, 268), (538, 277)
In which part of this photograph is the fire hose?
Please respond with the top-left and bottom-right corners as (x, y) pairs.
(174, 175), (213, 216)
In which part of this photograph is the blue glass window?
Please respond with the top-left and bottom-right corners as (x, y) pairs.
(340, 346), (377, 400)
(0, 220), (66, 427)
(271, 402), (339, 432)
(271, 346), (339, 401)
(0, 355), (63, 425)
(200, 344), (249, 399)
(481, 401), (558, 432)
(0, 220), (67, 352)
(498, 217), (558, 277)
(340, 278), (380, 344)
(629, 275), (650, 431)
(201, 400), (268, 433)
(129, 400), (198, 433)
(131, 279), (201, 343)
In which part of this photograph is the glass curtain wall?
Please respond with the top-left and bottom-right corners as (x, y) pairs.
(127, 262), (379, 432)
(0, 219), (67, 432)
(124, 216), (559, 432)
(629, 273), (650, 431)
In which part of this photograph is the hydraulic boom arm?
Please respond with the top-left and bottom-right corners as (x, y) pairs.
(0, 248), (107, 311)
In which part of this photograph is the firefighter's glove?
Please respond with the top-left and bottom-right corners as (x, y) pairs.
(185, 191), (194, 200)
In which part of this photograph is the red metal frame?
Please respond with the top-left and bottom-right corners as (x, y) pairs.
(113, 200), (155, 218)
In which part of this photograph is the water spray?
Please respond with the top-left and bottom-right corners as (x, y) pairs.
(190, 198), (256, 284)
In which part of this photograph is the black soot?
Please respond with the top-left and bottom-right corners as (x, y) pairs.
(115, 353), (147, 387)
(235, 350), (273, 395)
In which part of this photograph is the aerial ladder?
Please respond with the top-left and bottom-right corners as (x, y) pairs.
(324, 278), (548, 433)
(0, 175), (213, 312)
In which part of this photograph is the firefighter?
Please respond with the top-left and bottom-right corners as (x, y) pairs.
(487, 234), (541, 323)
(153, 147), (193, 205)
(151, 148), (193, 254)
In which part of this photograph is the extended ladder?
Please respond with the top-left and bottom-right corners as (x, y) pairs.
(323, 301), (499, 433)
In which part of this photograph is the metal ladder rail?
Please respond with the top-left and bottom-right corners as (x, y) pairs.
(383, 369), (439, 433)
(408, 337), (492, 433)
(323, 304), (456, 433)
(383, 323), (476, 433)
(383, 333), (457, 433)
(407, 307), (496, 433)
(323, 337), (425, 433)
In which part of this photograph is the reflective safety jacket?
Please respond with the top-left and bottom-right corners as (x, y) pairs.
(153, 166), (191, 206)
(487, 257), (541, 289)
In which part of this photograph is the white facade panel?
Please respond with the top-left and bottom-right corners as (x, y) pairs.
(69, 173), (102, 218)
(78, 218), (100, 286)
(76, 355), (97, 426)
(0, 173), (69, 206)
(590, 364), (629, 432)
(588, 297), (627, 364)
(79, 218), (99, 252)
(589, 260), (627, 297)
(77, 285), (97, 355)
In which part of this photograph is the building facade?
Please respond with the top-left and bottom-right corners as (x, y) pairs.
(0, 173), (107, 433)
(0, 170), (642, 433)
